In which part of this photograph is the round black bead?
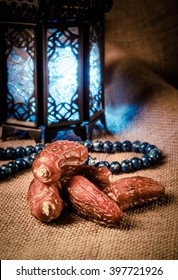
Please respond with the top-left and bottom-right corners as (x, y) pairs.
(112, 141), (122, 152)
(5, 147), (17, 159)
(0, 148), (6, 160)
(15, 158), (27, 170)
(131, 141), (141, 153)
(141, 155), (152, 168)
(110, 161), (121, 174)
(96, 161), (110, 168)
(23, 155), (34, 167)
(0, 164), (13, 176)
(8, 161), (20, 173)
(83, 140), (93, 152)
(121, 159), (132, 172)
(145, 144), (156, 154)
(35, 143), (44, 153)
(122, 140), (132, 152)
(139, 142), (149, 154)
(131, 157), (142, 170)
(26, 145), (36, 155)
(87, 156), (98, 166)
(93, 140), (103, 152)
(103, 141), (113, 153)
(148, 149), (162, 164)
(16, 146), (27, 158)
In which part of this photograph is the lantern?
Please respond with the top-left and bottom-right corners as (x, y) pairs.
(0, 0), (113, 143)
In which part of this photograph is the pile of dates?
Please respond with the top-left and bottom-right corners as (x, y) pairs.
(27, 140), (165, 227)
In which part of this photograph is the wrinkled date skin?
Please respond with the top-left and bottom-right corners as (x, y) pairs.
(61, 165), (112, 190)
(66, 175), (123, 227)
(105, 176), (165, 210)
(27, 178), (64, 222)
(32, 140), (88, 184)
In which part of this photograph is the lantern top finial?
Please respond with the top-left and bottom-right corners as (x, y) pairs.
(0, 0), (113, 23)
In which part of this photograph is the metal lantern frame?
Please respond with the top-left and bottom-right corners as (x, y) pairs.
(0, 0), (113, 143)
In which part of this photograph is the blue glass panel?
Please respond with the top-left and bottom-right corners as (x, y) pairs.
(89, 41), (102, 117)
(47, 28), (79, 124)
(7, 47), (34, 103)
(6, 28), (36, 122)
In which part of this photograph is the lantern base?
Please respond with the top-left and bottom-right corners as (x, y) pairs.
(1, 124), (43, 143)
(1, 115), (106, 143)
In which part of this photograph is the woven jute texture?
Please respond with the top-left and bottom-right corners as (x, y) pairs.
(0, 0), (178, 260)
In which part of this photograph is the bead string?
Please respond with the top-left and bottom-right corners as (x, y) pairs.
(84, 140), (163, 174)
(0, 140), (163, 181)
(0, 143), (44, 181)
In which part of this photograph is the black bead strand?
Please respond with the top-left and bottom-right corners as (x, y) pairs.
(0, 143), (45, 180)
(0, 143), (45, 160)
(0, 140), (163, 180)
(84, 139), (163, 174)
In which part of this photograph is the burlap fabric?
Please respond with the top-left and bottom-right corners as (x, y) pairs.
(0, 0), (178, 260)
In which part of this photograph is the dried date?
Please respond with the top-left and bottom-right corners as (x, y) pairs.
(32, 140), (88, 184)
(66, 175), (123, 227)
(61, 165), (112, 190)
(27, 178), (64, 222)
(105, 176), (165, 210)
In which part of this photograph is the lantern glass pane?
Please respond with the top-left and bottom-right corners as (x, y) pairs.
(89, 41), (102, 117)
(5, 28), (36, 122)
(89, 21), (103, 117)
(47, 27), (80, 124)
(7, 49), (34, 103)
